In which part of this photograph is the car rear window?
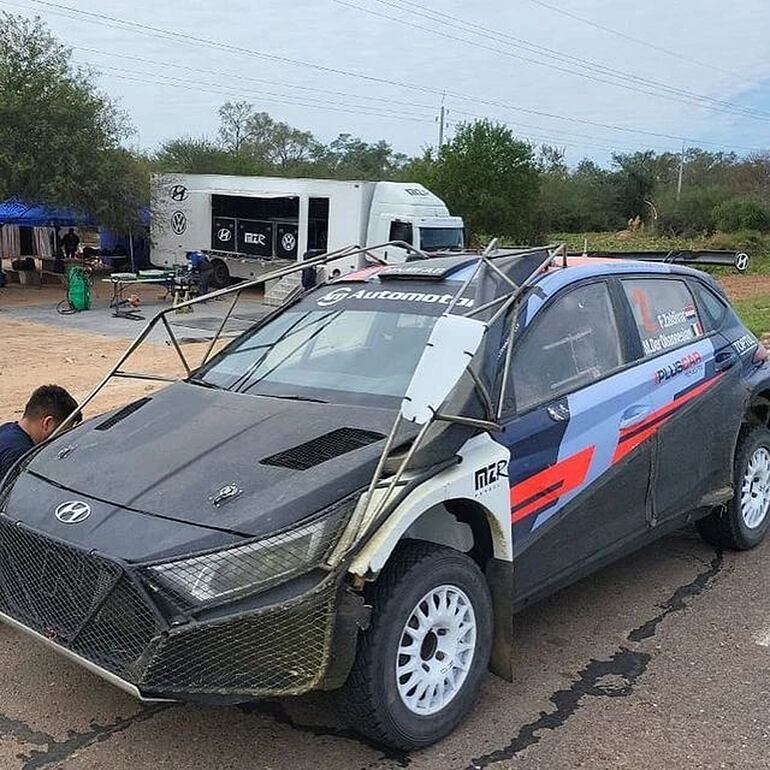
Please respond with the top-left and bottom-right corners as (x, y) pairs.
(691, 282), (728, 332)
(622, 278), (703, 357)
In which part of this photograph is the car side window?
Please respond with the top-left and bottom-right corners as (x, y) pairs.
(622, 278), (704, 357)
(691, 282), (728, 333)
(512, 282), (624, 413)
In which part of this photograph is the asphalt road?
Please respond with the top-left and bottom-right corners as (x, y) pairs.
(2, 527), (769, 770)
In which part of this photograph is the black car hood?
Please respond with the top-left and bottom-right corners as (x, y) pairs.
(21, 382), (406, 538)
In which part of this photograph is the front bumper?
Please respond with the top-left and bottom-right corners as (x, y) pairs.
(0, 516), (343, 702)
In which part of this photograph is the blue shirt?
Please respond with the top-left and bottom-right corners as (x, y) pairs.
(0, 422), (34, 480)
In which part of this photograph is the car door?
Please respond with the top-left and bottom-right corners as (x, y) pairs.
(501, 280), (654, 604)
(619, 276), (746, 526)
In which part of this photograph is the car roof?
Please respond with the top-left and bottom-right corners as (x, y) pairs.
(334, 252), (713, 295)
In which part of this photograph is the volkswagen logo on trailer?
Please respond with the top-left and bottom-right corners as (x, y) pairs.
(55, 500), (92, 524)
(281, 232), (297, 252)
(171, 211), (187, 235)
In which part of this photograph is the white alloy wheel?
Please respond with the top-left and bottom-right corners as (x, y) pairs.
(395, 585), (477, 716)
(741, 447), (770, 529)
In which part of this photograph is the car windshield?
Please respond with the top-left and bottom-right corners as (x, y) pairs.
(419, 227), (465, 252)
(198, 307), (438, 405)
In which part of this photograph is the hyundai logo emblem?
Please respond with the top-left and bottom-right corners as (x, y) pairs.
(170, 184), (189, 201)
(735, 252), (750, 272)
(55, 500), (92, 524)
(217, 228), (232, 242)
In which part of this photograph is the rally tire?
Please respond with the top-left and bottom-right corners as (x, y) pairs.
(340, 540), (493, 750)
(696, 427), (770, 550)
(210, 259), (230, 289)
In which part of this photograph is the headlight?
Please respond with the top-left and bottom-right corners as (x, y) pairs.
(145, 496), (356, 605)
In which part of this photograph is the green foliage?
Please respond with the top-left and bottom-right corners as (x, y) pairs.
(733, 295), (770, 337)
(410, 120), (540, 243)
(656, 187), (728, 236)
(713, 196), (770, 233)
(0, 13), (147, 228)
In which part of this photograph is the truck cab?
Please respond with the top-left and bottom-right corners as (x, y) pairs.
(364, 181), (465, 262)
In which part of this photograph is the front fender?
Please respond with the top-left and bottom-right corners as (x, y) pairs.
(348, 433), (512, 578)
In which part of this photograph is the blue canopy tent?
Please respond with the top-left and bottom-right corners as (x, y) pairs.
(0, 200), (150, 272)
(0, 200), (96, 227)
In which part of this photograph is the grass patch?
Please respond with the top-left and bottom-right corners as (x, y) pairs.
(548, 231), (770, 275)
(733, 295), (770, 337)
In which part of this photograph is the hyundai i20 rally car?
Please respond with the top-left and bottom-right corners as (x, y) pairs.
(1, 244), (768, 749)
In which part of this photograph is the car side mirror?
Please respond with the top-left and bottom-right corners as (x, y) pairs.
(400, 315), (486, 424)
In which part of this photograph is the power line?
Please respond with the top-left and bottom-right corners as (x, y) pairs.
(70, 47), (709, 154)
(4, 0), (767, 153)
(525, 0), (745, 80)
(340, 0), (770, 122)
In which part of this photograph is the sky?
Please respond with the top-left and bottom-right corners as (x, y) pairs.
(4, 0), (770, 164)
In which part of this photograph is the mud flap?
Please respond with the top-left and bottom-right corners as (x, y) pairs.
(486, 558), (515, 681)
(320, 586), (371, 691)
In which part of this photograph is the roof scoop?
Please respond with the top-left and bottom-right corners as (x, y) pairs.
(400, 315), (486, 424)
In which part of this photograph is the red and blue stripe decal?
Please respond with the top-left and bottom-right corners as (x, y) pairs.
(509, 372), (724, 525)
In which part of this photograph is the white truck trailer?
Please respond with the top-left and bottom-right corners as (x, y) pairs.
(151, 174), (465, 286)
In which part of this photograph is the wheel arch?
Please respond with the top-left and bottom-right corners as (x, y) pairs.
(349, 496), (511, 580)
(745, 389), (770, 429)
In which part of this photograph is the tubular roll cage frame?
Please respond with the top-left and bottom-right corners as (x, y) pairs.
(37, 240), (560, 564)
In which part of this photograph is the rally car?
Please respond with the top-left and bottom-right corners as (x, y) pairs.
(0, 244), (768, 750)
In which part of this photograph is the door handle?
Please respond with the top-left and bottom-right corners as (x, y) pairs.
(715, 350), (738, 372)
(619, 404), (651, 429)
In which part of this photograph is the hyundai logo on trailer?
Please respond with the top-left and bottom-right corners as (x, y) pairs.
(55, 500), (92, 524)
(170, 184), (189, 201)
(217, 228), (232, 242)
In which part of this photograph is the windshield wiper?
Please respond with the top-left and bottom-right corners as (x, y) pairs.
(262, 393), (328, 404)
(188, 377), (221, 390)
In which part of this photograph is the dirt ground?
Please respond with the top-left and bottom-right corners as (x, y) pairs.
(0, 281), (214, 418)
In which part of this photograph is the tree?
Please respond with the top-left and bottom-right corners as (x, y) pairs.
(217, 101), (257, 153)
(0, 13), (146, 227)
(323, 134), (408, 179)
(414, 120), (540, 242)
(153, 137), (263, 175)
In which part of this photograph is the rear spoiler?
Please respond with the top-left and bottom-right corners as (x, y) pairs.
(572, 249), (750, 272)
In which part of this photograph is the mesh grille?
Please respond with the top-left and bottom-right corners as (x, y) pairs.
(0, 517), (163, 679)
(260, 427), (384, 471)
(94, 397), (151, 431)
(140, 580), (337, 697)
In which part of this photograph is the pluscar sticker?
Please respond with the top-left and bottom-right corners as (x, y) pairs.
(654, 351), (703, 384)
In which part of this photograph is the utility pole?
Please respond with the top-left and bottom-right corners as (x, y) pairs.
(437, 93), (446, 148)
(676, 140), (686, 201)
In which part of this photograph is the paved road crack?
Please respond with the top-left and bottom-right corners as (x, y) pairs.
(239, 702), (411, 768)
(466, 549), (725, 769)
(3, 705), (171, 770)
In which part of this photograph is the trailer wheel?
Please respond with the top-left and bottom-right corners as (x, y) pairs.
(210, 259), (230, 289)
(340, 540), (492, 749)
(696, 427), (770, 550)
